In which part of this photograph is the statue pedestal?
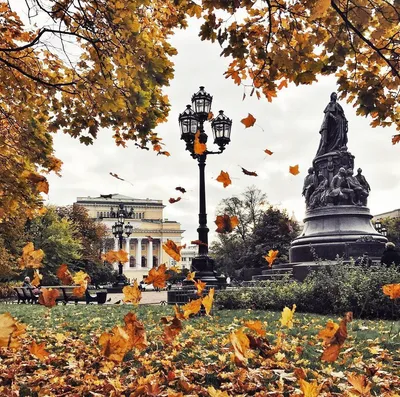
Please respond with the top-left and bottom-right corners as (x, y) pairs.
(290, 205), (386, 266)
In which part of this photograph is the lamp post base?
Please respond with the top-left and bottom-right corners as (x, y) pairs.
(187, 255), (227, 289)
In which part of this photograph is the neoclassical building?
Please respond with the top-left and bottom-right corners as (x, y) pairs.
(76, 194), (185, 281)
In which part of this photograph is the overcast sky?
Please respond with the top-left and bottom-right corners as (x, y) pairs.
(45, 19), (400, 244)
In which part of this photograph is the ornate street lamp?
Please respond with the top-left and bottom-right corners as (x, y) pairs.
(374, 219), (382, 233)
(381, 227), (388, 237)
(178, 86), (232, 287)
(111, 204), (132, 286)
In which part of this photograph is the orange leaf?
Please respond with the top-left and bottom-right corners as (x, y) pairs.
(194, 279), (207, 296)
(194, 130), (207, 155)
(382, 283), (400, 299)
(38, 288), (60, 308)
(186, 271), (196, 281)
(321, 344), (341, 363)
(72, 270), (91, 298)
(299, 379), (322, 397)
(157, 151), (171, 157)
(264, 148), (273, 155)
(29, 341), (49, 361)
(241, 167), (258, 176)
(263, 249), (279, 267)
(18, 242), (44, 269)
(347, 373), (372, 395)
(289, 165), (300, 175)
(277, 80), (288, 90)
(215, 214), (239, 234)
(103, 249), (129, 264)
(207, 111), (214, 120)
(169, 197), (181, 204)
(145, 263), (170, 289)
(216, 171), (232, 188)
(173, 304), (186, 321)
(190, 240), (207, 247)
(317, 320), (339, 343)
(123, 312), (147, 350)
(31, 270), (42, 287)
(175, 186), (186, 194)
(162, 240), (185, 262)
(99, 325), (130, 362)
(230, 328), (250, 364)
(208, 386), (230, 397)
(182, 298), (202, 319)
(392, 134), (400, 145)
(123, 281), (142, 305)
(0, 313), (26, 349)
(162, 316), (183, 344)
(202, 288), (214, 315)
(244, 320), (266, 337)
(241, 113), (256, 128)
(56, 264), (73, 285)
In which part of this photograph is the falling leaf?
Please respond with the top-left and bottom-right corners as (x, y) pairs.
(162, 316), (183, 344)
(56, 264), (73, 285)
(241, 167), (258, 176)
(263, 250), (279, 268)
(392, 134), (400, 145)
(230, 328), (250, 364)
(347, 373), (372, 395)
(123, 312), (147, 351)
(194, 130), (207, 155)
(264, 148), (273, 155)
(215, 214), (239, 233)
(194, 279), (207, 296)
(277, 80), (288, 90)
(317, 321), (339, 343)
(72, 270), (91, 298)
(175, 186), (186, 194)
(191, 240), (207, 247)
(102, 249), (129, 264)
(382, 283), (400, 299)
(185, 272), (196, 282)
(169, 265), (181, 273)
(182, 298), (202, 319)
(244, 320), (266, 337)
(202, 288), (214, 315)
(216, 171), (232, 188)
(299, 379), (322, 397)
(31, 270), (42, 287)
(162, 239), (185, 262)
(0, 313), (26, 349)
(169, 197), (181, 204)
(38, 288), (60, 308)
(241, 113), (256, 128)
(110, 172), (124, 181)
(280, 304), (296, 328)
(17, 242), (44, 269)
(145, 263), (170, 289)
(99, 325), (130, 362)
(289, 165), (300, 175)
(146, 235), (154, 242)
(123, 281), (142, 305)
(29, 341), (50, 361)
(207, 111), (214, 120)
(157, 151), (170, 157)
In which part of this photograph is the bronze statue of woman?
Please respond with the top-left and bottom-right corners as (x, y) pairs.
(316, 92), (348, 157)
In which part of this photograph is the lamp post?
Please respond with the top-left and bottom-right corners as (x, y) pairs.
(111, 204), (133, 286)
(178, 86), (232, 287)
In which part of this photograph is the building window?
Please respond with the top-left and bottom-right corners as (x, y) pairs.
(141, 256), (147, 267)
(153, 256), (158, 267)
(129, 257), (136, 268)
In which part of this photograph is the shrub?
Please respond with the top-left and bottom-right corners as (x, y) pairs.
(215, 264), (400, 319)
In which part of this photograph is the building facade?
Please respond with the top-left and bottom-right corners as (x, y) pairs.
(180, 245), (198, 270)
(76, 194), (184, 281)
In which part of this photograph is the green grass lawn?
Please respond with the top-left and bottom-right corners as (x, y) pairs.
(1, 303), (400, 395)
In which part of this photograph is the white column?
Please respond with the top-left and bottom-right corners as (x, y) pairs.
(136, 238), (142, 268)
(148, 240), (153, 268)
(125, 238), (130, 270)
(114, 238), (119, 251)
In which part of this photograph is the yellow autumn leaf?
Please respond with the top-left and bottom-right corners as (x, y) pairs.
(280, 304), (296, 328)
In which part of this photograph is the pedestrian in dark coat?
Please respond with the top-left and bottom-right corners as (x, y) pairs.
(381, 242), (400, 267)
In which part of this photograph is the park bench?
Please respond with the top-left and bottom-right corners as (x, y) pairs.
(14, 287), (39, 304)
(42, 286), (107, 305)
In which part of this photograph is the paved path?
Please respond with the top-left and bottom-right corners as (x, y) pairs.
(106, 290), (167, 305)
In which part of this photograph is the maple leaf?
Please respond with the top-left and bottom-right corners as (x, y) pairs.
(162, 316), (183, 344)
(99, 325), (130, 362)
(299, 379), (323, 397)
(244, 320), (266, 337)
(280, 304), (296, 328)
(194, 279), (207, 296)
(230, 328), (250, 364)
(157, 151), (171, 157)
(263, 249), (279, 268)
(31, 269), (42, 287)
(174, 304), (186, 321)
(289, 165), (300, 175)
(392, 134), (400, 145)
(56, 264), (73, 285)
(241, 113), (256, 128)
(123, 312), (147, 351)
(194, 130), (207, 155)
(169, 265), (181, 273)
(175, 186), (186, 194)
(277, 80), (288, 90)
(29, 341), (50, 361)
(145, 263), (170, 289)
(215, 214), (239, 233)
(317, 320), (339, 343)
(162, 240), (185, 262)
(347, 373), (372, 395)
(382, 283), (400, 299)
(186, 271), (196, 281)
(169, 197), (181, 204)
(216, 171), (232, 188)
(109, 172), (124, 181)
(207, 386), (230, 397)
(240, 167), (258, 176)
(38, 288), (60, 308)
(202, 288), (214, 315)
(182, 298), (202, 319)
(72, 270), (91, 298)
(310, 0), (331, 20)
(17, 242), (44, 269)
(207, 111), (214, 120)
(191, 240), (207, 247)
(103, 249), (129, 264)
(264, 148), (273, 155)
(0, 313), (26, 349)
(123, 281), (142, 305)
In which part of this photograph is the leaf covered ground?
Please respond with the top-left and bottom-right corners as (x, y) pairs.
(0, 304), (399, 396)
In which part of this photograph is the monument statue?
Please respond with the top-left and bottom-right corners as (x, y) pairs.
(110, 207), (116, 217)
(117, 203), (128, 218)
(346, 168), (369, 206)
(355, 168), (370, 193)
(309, 171), (328, 209)
(316, 92), (348, 157)
(302, 167), (317, 207)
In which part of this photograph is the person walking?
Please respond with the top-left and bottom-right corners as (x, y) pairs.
(381, 242), (400, 267)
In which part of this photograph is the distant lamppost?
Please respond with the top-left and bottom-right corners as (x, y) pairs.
(178, 86), (232, 286)
(374, 219), (388, 237)
(112, 204), (133, 285)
